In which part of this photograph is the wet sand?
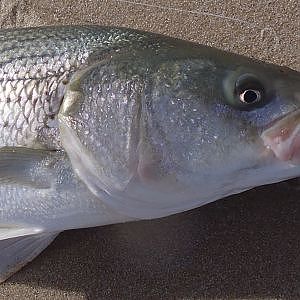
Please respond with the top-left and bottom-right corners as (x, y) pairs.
(0, 1), (299, 299)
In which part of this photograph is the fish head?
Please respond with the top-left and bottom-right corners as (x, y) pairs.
(59, 45), (300, 218)
(141, 48), (300, 196)
(221, 59), (300, 165)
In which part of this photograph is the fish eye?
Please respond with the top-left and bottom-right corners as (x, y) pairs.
(239, 89), (261, 104)
(235, 74), (265, 105)
(224, 71), (270, 110)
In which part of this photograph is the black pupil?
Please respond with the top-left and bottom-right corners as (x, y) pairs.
(242, 89), (259, 103)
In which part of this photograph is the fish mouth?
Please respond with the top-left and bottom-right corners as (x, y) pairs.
(261, 109), (300, 164)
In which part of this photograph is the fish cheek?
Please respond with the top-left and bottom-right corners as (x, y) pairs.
(136, 146), (168, 186)
(137, 154), (161, 183)
(133, 135), (180, 190)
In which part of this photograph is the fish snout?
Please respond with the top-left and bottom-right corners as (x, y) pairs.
(261, 110), (300, 164)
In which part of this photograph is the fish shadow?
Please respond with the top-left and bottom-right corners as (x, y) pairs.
(3, 179), (300, 299)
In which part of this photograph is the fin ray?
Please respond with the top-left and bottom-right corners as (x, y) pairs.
(0, 147), (56, 188)
(0, 232), (59, 283)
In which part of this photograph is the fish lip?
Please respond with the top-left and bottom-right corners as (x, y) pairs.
(262, 108), (300, 132)
(260, 109), (300, 163)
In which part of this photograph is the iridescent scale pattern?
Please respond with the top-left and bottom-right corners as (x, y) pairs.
(0, 26), (157, 149)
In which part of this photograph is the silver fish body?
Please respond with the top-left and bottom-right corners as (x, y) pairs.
(0, 26), (166, 149)
(0, 26), (299, 282)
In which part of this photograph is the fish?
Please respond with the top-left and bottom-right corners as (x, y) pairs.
(0, 25), (299, 282)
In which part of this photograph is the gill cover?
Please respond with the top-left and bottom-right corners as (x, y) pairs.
(58, 55), (154, 218)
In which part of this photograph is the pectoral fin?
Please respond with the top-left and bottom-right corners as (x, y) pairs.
(0, 225), (43, 240)
(0, 147), (57, 188)
(0, 232), (59, 283)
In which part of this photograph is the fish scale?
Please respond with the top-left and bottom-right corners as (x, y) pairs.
(0, 26), (164, 149)
(0, 52), (74, 148)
